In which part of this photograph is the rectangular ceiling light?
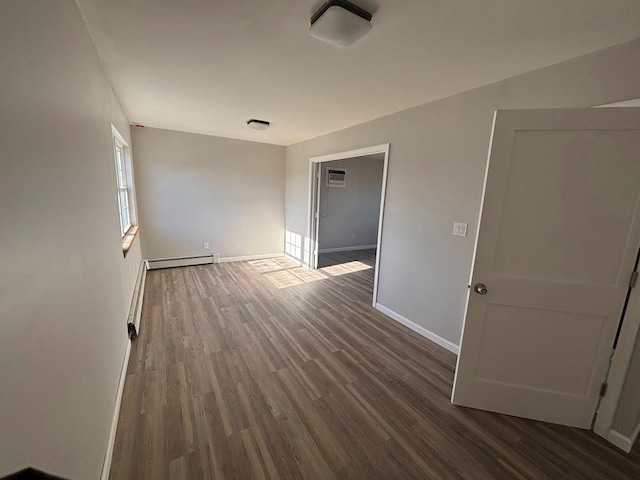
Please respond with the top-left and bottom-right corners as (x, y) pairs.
(309, 0), (372, 48)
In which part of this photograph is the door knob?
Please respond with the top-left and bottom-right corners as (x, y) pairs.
(473, 283), (488, 295)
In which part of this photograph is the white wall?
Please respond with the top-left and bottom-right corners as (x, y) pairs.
(132, 127), (285, 260)
(318, 155), (384, 251)
(285, 37), (640, 347)
(0, 1), (141, 478)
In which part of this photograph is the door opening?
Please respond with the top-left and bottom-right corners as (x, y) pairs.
(308, 144), (390, 306)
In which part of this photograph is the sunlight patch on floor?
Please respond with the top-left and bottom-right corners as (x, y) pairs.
(249, 258), (297, 273)
(249, 257), (370, 289)
(320, 261), (372, 276)
(249, 257), (328, 289)
(263, 268), (327, 289)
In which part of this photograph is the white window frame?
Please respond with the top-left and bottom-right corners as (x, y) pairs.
(111, 125), (137, 238)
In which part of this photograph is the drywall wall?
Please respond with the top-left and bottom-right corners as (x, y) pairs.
(318, 155), (384, 251)
(132, 127), (285, 260)
(0, 1), (141, 478)
(285, 37), (640, 347)
(612, 328), (640, 442)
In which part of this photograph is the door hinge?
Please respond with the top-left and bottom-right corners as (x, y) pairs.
(599, 382), (608, 397)
(629, 271), (638, 289)
(127, 322), (138, 341)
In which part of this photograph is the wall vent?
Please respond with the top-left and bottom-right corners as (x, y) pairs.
(327, 168), (346, 187)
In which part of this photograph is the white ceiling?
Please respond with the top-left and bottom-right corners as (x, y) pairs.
(77, 0), (640, 146)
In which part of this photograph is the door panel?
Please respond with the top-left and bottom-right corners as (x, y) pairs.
(493, 129), (640, 285)
(475, 304), (604, 395)
(452, 108), (640, 429)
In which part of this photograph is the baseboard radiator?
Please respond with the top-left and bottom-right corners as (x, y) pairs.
(126, 261), (148, 340)
(146, 254), (216, 270)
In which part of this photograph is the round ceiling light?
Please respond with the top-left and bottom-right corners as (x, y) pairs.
(247, 119), (270, 130)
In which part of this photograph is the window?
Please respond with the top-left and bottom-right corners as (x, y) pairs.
(112, 125), (138, 255)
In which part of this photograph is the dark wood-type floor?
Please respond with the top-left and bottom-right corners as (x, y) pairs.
(317, 249), (376, 269)
(110, 251), (640, 479)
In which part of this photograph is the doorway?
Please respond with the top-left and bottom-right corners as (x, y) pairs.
(308, 144), (390, 306)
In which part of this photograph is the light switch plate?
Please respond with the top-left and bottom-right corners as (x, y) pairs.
(453, 222), (468, 237)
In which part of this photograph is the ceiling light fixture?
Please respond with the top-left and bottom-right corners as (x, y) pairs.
(247, 119), (270, 130)
(309, 0), (372, 48)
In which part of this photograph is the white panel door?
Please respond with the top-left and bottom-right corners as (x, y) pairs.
(452, 108), (640, 428)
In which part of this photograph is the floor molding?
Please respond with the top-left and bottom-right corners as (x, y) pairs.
(220, 252), (284, 263)
(101, 338), (132, 480)
(318, 245), (377, 254)
(375, 303), (459, 355)
(607, 428), (636, 453)
(608, 421), (640, 453)
(630, 421), (640, 447)
(632, 421), (640, 451)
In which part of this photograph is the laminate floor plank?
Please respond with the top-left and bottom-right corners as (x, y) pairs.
(110, 250), (640, 479)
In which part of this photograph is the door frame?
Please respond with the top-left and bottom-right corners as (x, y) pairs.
(307, 143), (390, 307)
(593, 279), (640, 450)
(592, 99), (640, 451)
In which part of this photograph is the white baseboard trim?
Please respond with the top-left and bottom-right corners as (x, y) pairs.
(220, 252), (284, 263)
(101, 338), (132, 480)
(318, 244), (377, 254)
(607, 429), (635, 453)
(632, 421), (640, 451)
(607, 421), (640, 453)
(375, 303), (460, 355)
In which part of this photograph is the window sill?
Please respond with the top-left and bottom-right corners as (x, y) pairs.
(122, 225), (139, 258)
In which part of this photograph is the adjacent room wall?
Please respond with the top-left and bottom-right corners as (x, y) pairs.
(318, 155), (384, 251)
(0, 1), (141, 478)
(285, 37), (640, 348)
(132, 127), (285, 260)
(612, 329), (640, 446)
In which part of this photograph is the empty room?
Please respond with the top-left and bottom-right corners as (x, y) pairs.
(3, 1), (640, 479)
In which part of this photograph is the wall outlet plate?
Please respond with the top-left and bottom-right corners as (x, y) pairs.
(203, 242), (210, 249)
(453, 222), (468, 237)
